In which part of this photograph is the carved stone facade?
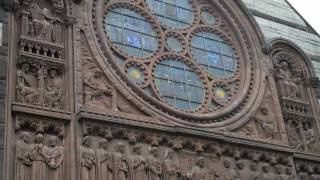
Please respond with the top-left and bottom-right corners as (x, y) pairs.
(2, 0), (320, 180)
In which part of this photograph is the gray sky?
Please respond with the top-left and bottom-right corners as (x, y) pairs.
(287, 0), (320, 34)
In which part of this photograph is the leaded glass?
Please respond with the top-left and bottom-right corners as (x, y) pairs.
(167, 37), (182, 52)
(127, 67), (144, 83)
(154, 59), (205, 110)
(104, 8), (158, 57)
(146, 0), (194, 28)
(202, 11), (216, 25)
(191, 31), (236, 78)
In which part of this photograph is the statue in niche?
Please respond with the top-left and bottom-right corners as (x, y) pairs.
(285, 119), (300, 148)
(260, 164), (275, 180)
(186, 157), (211, 180)
(43, 135), (64, 180)
(80, 136), (96, 180)
(30, 133), (46, 180)
(83, 68), (113, 109)
(96, 139), (112, 180)
(255, 108), (277, 139)
(163, 150), (180, 180)
(45, 68), (64, 109)
(128, 145), (147, 180)
(249, 162), (260, 180)
(236, 161), (250, 180)
(110, 143), (129, 180)
(27, 0), (62, 43)
(146, 147), (162, 180)
(16, 62), (39, 104)
(274, 61), (301, 98)
(299, 121), (316, 152)
(222, 159), (239, 180)
(16, 132), (32, 180)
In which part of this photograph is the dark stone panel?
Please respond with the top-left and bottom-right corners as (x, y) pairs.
(0, 55), (7, 80)
(0, 100), (4, 123)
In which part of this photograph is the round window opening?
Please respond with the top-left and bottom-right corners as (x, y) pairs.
(104, 7), (158, 57)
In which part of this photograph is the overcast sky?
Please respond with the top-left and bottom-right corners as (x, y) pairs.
(287, 0), (320, 34)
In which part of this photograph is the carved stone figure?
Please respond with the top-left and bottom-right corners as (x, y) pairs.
(255, 108), (277, 139)
(299, 121), (316, 152)
(30, 133), (46, 180)
(284, 167), (295, 180)
(186, 157), (210, 180)
(111, 143), (129, 180)
(80, 136), (96, 180)
(129, 145), (147, 180)
(146, 147), (162, 180)
(285, 119), (300, 148)
(96, 139), (112, 180)
(249, 162), (260, 180)
(45, 69), (64, 109)
(236, 161), (250, 180)
(163, 150), (180, 180)
(260, 164), (275, 180)
(43, 135), (64, 180)
(275, 61), (301, 98)
(83, 68), (113, 109)
(16, 132), (32, 180)
(16, 62), (39, 104)
(222, 159), (239, 180)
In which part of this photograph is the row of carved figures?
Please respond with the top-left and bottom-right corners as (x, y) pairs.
(16, 61), (64, 109)
(16, 132), (64, 180)
(80, 136), (295, 180)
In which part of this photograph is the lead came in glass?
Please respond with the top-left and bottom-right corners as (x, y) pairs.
(202, 11), (216, 25)
(104, 8), (158, 57)
(167, 37), (182, 52)
(191, 31), (236, 78)
(146, 0), (194, 28)
(154, 59), (205, 111)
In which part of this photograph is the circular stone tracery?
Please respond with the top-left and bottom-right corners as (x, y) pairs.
(104, 7), (158, 58)
(153, 56), (206, 111)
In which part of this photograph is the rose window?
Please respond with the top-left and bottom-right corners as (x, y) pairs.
(94, 0), (259, 126)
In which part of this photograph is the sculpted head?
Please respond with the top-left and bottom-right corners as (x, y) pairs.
(133, 145), (142, 155)
(280, 61), (289, 71)
(93, 68), (102, 78)
(48, 135), (58, 147)
(82, 136), (91, 147)
(21, 131), (31, 143)
(196, 157), (205, 168)
(99, 139), (108, 150)
(223, 159), (231, 169)
(49, 69), (58, 78)
(116, 143), (125, 153)
(250, 162), (258, 171)
(21, 63), (31, 73)
(275, 165), (283, 174)
(35, 133), (44, 143)
(262, 164), (269, 173)
(150, 147), (159, 157)
(236, 161), (244, 170)
(166, 150), (174, 159)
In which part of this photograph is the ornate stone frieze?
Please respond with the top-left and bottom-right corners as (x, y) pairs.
(80, 121), (296, 180)
(296, 160), (320, 180)
(15, 116), (65, 180)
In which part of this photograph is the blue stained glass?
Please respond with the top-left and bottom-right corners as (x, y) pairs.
(191, 31), (236, 78)
(146, 0), (194, 28)
(154, 59), (205, 110)
(105, 8), (157, 57)
(202, 11), (216, 25)
(167, 37), (182, 52)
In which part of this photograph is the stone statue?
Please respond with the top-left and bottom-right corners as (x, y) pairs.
(45, 69), (64, 109)
(129, 145), (147, 180)
(186, 157), (210, 180)
(249, 162), (260, 180)
(146, 147), (162, 180)
(163, 150), (180, 180)
(236, 161), (250, 180)
(222, 159), (239, 180)
(111, 143), (129, 180)
(83, 68), (113, 108)
(80, 136), (96, 180)
(16, 62), (38, 104)
(285, 119), (300, 148)
(260, 164), (275, 180)
(43, 135), (64, 180)
(16, 132), (32, 180)
(275, 61), (301, 98)
(255, 108), (277, 139)
(96, 139), (112, 180)
(299, 121), (316, 152)
(30, 133), (46, 180)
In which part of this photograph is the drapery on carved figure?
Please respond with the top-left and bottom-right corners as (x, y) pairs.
(222, 159), (239, 180)
(43, 135), (64, 180)
(274, 61), (301, 98)
(146, 147), (162, 180)
(30, 133), (46, 180)
(27, 1), (62, 43)
(80, 136), (96, 180)
(83, 68), (113, 108)
(111, 143), (129, 180)
(255, 108), (277, 139)
(16, 62), (39, 104)
(163, 150), (180, 180)
(129, 145), (147, 180)
(285, 119), (300, 148)
(186, 157), (211, 180)
(299, 121), (316, 152)
(45, 68), (64, 109)
(16, 132), (33, 180)
(96, 139), (112, 180)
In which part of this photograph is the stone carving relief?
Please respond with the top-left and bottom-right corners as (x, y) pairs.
(15, 117), (65, 180)
(273, 51), (319, 153)
(16, 56), (65, 109)
(296, 161), (320, 180)
(80, 122), (296, 180)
